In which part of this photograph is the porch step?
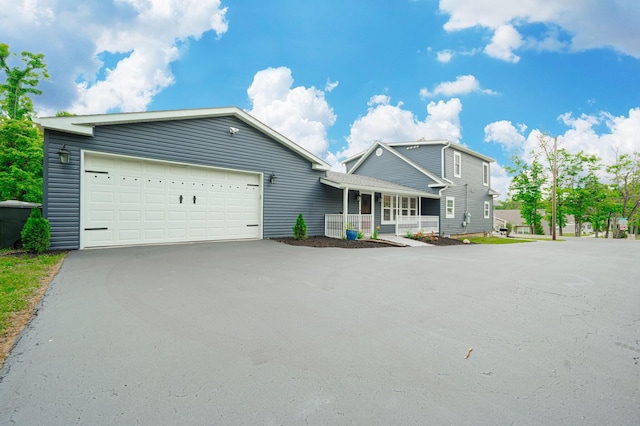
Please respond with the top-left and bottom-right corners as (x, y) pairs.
(378, 234), (434, 247)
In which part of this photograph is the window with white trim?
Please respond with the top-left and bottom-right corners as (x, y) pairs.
(483, 162), (489, 186)
(446, 196), (455, 218)
(382, 195), (418, 224)
(453, 151), (461, 178)
(484, 201), (490, 219)
(399, 196), (417, 217)
(382, 195), (396, 224)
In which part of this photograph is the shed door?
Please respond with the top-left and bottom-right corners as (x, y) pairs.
(82, 153), (261, 248)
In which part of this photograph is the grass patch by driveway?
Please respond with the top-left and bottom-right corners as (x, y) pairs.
(462, 236), (537, 244)
(0, 251), (67, 366)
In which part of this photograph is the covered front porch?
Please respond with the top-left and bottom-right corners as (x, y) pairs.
(324, 213), (439, 238)
(320, 171), (440, 239)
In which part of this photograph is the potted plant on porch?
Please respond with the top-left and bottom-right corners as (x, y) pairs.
(345, 223), (358, 240)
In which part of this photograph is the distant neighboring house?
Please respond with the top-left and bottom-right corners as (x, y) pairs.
(493, 209), (593, 235)
(36, 108), (499, 249)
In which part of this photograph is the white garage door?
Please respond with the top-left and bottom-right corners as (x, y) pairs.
(82, 153), (262, 248)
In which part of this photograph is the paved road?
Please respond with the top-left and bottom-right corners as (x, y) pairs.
(1, 238), (638, 425)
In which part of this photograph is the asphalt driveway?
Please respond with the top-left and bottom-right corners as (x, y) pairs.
(1, 238), (638, 425)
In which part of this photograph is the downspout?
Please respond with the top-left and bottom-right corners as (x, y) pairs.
(438, 141), (452, 235)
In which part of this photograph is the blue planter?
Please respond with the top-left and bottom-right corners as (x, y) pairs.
(345, 229), (358, 240)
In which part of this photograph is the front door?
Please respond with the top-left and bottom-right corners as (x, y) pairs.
(361, 194), (371, 214)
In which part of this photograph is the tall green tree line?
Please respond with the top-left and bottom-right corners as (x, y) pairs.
(0, 43), (48, 203)
(506, 134), (640, 238)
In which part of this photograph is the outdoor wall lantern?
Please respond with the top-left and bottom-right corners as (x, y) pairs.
(269, 172), (277, 184)
(376, 195), (382, 203)
(57, 145), (70, 164)
(355, 192), (361, 201)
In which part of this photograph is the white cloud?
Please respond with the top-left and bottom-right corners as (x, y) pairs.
(486, 108), (640, 185)
(368, 94), (391, 106)
(484, 24), (523, 63)
(436, 50), (454, 63)
(247, 67), (337, 158)
(420, 75), (497, 98)
(0, 0), (229, 114)
(438, 0), (640, 59)
(558, 109), (640, 165)
(484, 120), (527, 151)
(325, 79), (339, 92)
(490, 163), (511, 201)
(338, 97), (463, 159)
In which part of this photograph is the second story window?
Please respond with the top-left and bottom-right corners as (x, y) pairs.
(483, 162), (489, 186)
(454, 151), (461, 178)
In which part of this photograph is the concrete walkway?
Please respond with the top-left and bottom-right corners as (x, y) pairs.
(378, 233), (433, 246)
(1, 238), (638, 425)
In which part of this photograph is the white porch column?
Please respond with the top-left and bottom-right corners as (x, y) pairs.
(342, 187), (349, 231)
(394, 194), (399, 235)
(371, 192), (375, 236)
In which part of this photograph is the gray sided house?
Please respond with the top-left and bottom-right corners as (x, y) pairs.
(37, 107), (498, 250)
(340, 141), (498, 237)
(37, 107), (338, 249)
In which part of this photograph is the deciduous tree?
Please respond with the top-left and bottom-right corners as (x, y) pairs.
(0, 43), (48, 202)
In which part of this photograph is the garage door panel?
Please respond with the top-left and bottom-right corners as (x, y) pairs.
(144, 211), (165, 221)
(118, 210), (142, 222)
(83, 153), (262, 248)
(118, 229), (142, 242)
(144, 229), (165, 240)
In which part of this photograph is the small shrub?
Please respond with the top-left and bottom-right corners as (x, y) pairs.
(21, 208), (51, 254)
(357, 231), (363, 239)
(372, 226), (380, 240)
(292, 213), (307, 240)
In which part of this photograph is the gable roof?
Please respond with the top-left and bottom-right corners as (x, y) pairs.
(34, 107), (331, 171)
(345, 141), (448, 188)
(321, 171), (439, 199)
(343, 139), (495, 166)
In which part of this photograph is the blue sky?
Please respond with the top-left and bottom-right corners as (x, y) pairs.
(2, 0), (640, 197)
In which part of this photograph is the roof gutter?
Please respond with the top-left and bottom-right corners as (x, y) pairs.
(439, 141), (453, 197)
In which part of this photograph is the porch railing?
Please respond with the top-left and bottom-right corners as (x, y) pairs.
(324, 214), (438, 238)
(396, 215), (439, 236)
(325, 214), (373, 238)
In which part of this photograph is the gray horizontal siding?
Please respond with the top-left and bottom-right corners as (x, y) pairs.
(396, 144), (443, 175)
(44, 116), (341, 249)
(440, 148), (493, 236)
(352, 149), (439, 194)
(344, 157), (361, 173)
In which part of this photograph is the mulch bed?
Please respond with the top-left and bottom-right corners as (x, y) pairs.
(271, 235), (467, 248)
(271, 236), (399, 248)
(407, 236), (468, 246)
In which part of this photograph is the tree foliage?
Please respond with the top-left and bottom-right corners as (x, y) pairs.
(20, 207), (50, 254)
(0, 43), (49, 120)
(506, 156), (546, 234)
(507, 132), (639, 238)
(607, 152), (640, 238)
(0, 119), (43, 202)
(292, 214), (308, 240)
(0, 43), (47, 202)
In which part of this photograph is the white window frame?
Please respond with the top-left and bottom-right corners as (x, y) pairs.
(484, 201), (490, 219)
(382, 194), (418, 224)
(381, 194), (396, 224)
(453, 151), (461, 178)
(445, 196), (455, 218)
(399, 196), (418, 217)
(482, 162), (489, 186)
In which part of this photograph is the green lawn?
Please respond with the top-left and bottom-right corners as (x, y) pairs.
(462, 236), (537, 244)
(0, 251), (66, 336)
